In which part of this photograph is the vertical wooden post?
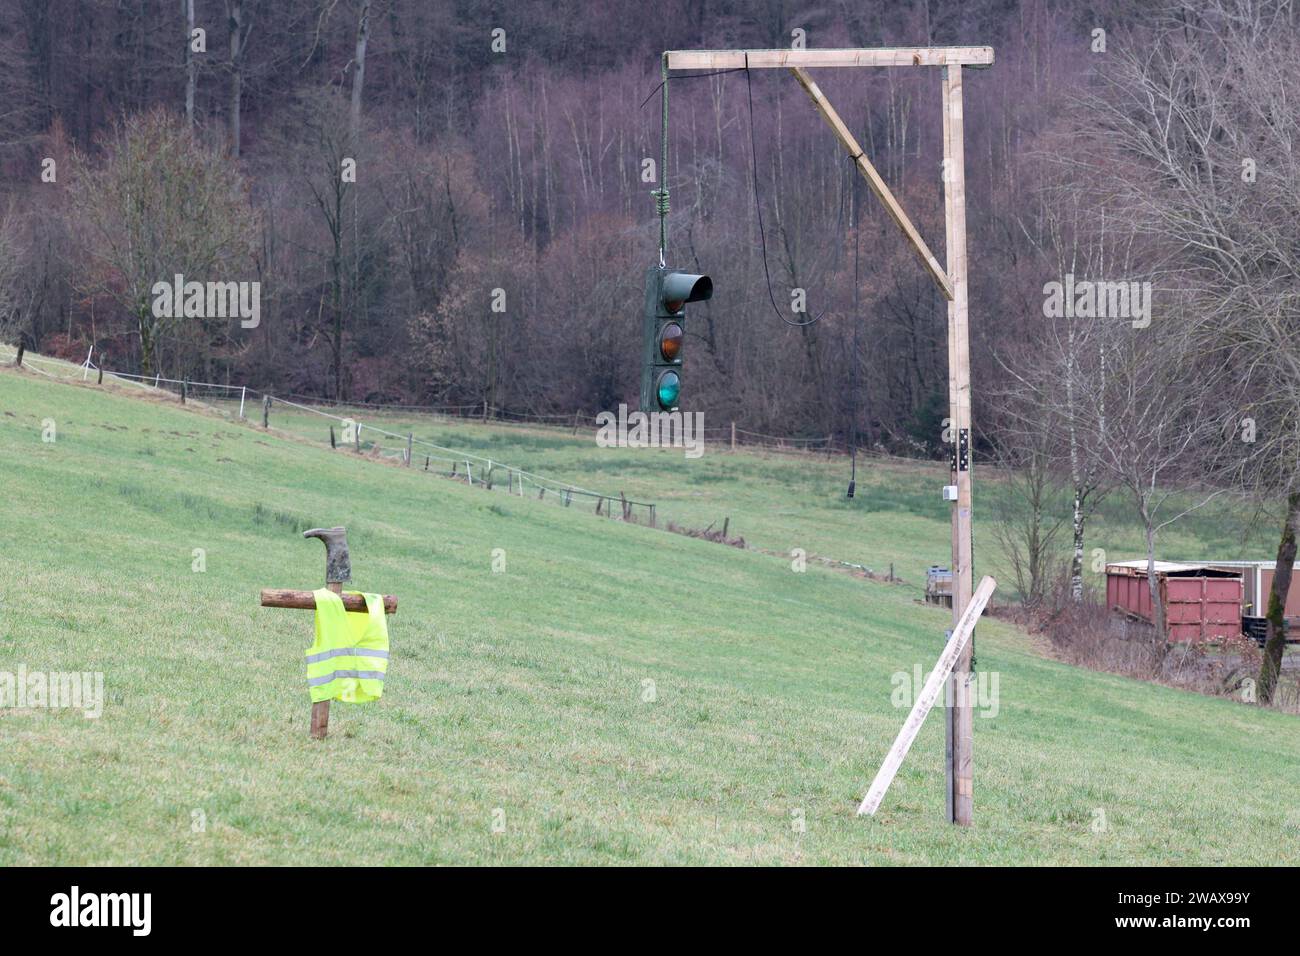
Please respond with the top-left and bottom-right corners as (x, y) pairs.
(14, 341), (24, 367)
(311, 580), (342, 740)
(330, 425), (336, 448)
(181, 378), (188, 404)
(97, 366), (104, 385)
(262, 394), (271, 428)
(406, 432), (413, 466)
(731, 421), (736, 450)
(942, 65), (974, 827)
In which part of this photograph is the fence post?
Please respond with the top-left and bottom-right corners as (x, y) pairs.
(483, 399), (489, 422)
(330, 426), (336, 448)
(731, 421), (736, 450)
(239, 386), (247, 420)
(14, 341), (23, 367)
(262, 395), (271, 428)
(406, 433), (413, 466)
(355, 423), (362, 453)
(97, 366), (104, 385)
(620, 492), (629, 520)
(181, 378), (188, 404)
(649, 504), (656, 528)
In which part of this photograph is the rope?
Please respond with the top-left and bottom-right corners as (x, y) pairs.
(641, 63), (745, 267)
(657, 54), (669, 267)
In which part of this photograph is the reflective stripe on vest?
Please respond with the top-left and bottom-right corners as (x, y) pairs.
(306, 589), (389, 703)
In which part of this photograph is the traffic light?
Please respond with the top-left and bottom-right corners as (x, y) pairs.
(640, 266), (712, 412)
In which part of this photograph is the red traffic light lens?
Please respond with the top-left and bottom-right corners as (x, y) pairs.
(659, 323), (683, 362)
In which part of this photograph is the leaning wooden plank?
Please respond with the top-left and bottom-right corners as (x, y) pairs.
(665, 48), (995, 71)
(260, 588), (398, 614)
(857, 575), (995, 816)
(789, 67), (954, 301)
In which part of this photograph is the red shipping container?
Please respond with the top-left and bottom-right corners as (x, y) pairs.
(1105, 561), (1243, 643)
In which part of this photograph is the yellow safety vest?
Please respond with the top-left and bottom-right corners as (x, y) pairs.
(306, 589), (389, 703)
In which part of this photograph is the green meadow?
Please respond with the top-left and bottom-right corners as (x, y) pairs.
(1, 364), (1297, 865)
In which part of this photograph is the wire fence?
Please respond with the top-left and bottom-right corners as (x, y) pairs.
(0, 345), (663, 524)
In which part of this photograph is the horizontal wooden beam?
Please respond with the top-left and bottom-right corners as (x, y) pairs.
(790, 67), (954, 300)
(260, 588), (397, 614)
(665, 47), (994, 71)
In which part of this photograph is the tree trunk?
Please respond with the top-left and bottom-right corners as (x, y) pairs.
(138, 308), (156, 377)
(350, 1), (371, 144)
(1143, 517), (1163, 645)
(184, 0), (195, 126)
(227, 0), (243, 158)
(1070, 486), (1085, 602)
(1258, 491), (1300, 704)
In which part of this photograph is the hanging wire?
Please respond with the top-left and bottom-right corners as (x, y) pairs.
(640, 64), (746, 267)
(848, 162), (860, 499)
(744, 56), (826, 328)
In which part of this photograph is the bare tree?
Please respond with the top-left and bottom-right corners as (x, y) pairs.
(1064, 0), (1300, 694)
(1086, 315), (1231, 644)
(68, 110), (259, 375)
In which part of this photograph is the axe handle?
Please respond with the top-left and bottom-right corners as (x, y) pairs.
(260, 588), (397, 614)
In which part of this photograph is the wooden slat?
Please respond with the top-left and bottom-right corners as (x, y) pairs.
(260, 588), (397, 613)
(665, 48), (994, 70)
(789, 67), (954, 301)
(857, 575), (995, 816)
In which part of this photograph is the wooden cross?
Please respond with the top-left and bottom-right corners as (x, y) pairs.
(260, 526), (397, 739)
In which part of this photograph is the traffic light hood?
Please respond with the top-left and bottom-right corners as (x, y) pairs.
(661, 272), (713, 313)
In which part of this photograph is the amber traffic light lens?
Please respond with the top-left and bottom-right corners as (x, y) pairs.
(659, 323), (683, 362)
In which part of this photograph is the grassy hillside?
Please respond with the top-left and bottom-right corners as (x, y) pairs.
(2, 365), (1298, 865)
(261, 400), (1279, 596)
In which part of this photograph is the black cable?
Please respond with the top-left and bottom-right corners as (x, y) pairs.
(848, 164), (860, 499)
(744, 60), (825, 328)
(639, 69), (746, 109)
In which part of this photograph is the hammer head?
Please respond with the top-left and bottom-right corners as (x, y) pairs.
(303, 526), (351, 584)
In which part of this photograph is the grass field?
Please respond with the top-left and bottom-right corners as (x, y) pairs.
(259, 398), (1280, 596)
(3, 363), (1299, 865)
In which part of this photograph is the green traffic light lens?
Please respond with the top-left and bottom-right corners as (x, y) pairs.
(656, 370), (680, 409)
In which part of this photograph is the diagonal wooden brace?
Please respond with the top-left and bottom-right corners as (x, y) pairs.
(857, 575), (995, 816)
(789, 66), (954, 301)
